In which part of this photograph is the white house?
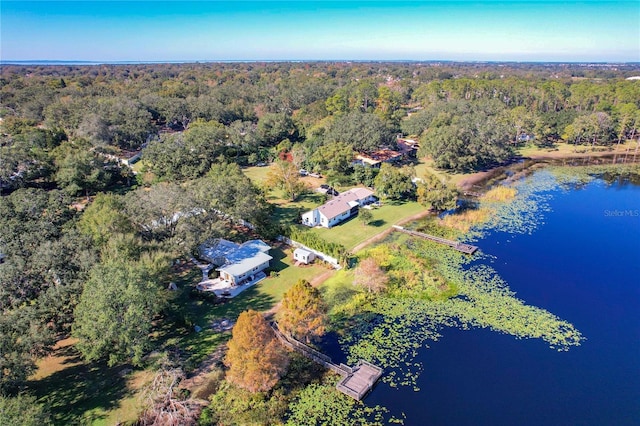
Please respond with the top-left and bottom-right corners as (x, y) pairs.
(199, 239), (272, 286)
(301, 187), (376, 228)
(293, 248), (315, 264)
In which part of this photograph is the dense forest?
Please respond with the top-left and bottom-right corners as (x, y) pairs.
(1, 61), (639, 424)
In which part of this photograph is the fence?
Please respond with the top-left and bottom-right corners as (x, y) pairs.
(276, 235), (341, 269)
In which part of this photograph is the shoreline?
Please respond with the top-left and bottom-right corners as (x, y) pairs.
(457, 149), (639, 190)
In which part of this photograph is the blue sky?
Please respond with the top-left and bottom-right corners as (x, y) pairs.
(1, 1), (638, 62)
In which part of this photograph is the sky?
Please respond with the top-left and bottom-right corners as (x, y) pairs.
(1, 1), (639, 62)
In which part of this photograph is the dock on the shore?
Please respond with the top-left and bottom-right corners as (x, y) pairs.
(335, 360), (383, 400)
(392, 225), (478, 254)
(271, 322), (382, 400)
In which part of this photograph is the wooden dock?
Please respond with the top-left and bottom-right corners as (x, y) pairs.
(336, 360), (383, 400)
(271, 322), (382, 400)
(392, 225), (478, 254)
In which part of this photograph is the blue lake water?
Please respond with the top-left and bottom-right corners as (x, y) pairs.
(367, 172), (640, 425)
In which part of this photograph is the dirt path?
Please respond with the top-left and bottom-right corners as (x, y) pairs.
(180, 345), (227, 393)
(350, 209), (432, 253)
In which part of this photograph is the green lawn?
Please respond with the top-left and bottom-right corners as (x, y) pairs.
(308, 201), (427, 251)
(413, 159), (469, 186)
(272, 192), (326, 225)
(28, 337), (153, 425)
(242, 164), (272, 185)
(244, 165), (429, 250)
(318, 269), (358, 313)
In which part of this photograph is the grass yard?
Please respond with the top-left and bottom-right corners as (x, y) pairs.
(413, 159), (469, 186)
(243, 165), (328, 188)
(272, 192), (325, 226)
(308, 201), (427, 251)
(244, 165), (330, 227)
(159, 246), (329, 368)
(28, 338), (154, 425)
(242, 164), (272, 185)
(319, 269), (358, 314)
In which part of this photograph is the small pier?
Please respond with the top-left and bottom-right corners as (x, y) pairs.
(335, 360), (384, 400)
(392, 225), (478, 254)
(271, 322), (382, 400)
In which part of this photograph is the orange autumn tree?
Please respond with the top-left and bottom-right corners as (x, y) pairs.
(277, 279), (327, 343)
(354, 257), (389, 294)
(224, 310), (289, 393)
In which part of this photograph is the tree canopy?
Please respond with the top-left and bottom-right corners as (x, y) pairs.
(324, 111), (396, 153)
(419, 101), (513, 172)
(266, 159), (307, 201)
(354, 257), (389, 294)
(277, 279), (327, 343)
(73, 256), (167, 366)
(374, 163), (415, 200)
(417, 171), (459, 212)
(0, 394), (51, 426)
(225, 310), (289, 393)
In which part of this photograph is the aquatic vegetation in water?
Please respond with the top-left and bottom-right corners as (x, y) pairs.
(285, 383), (388, 426)
(481, 186), (517, 202)
(470, 170), (558, 238)
(440, 207), (491, 233)
(334, 237), (584, 388)
(446, 265), (584, 350)
(473, 163), (640, 239)
(549, 162), (640, 187)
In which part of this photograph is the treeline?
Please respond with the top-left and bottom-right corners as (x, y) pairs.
(2, 62), (639, 192)
(403, 76), (640, 170)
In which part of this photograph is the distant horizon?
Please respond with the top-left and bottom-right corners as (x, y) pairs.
(3, 59), (640, 66)
(2, 2), (638, 63)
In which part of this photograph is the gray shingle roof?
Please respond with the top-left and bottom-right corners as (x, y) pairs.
(317, 187), (374, 220)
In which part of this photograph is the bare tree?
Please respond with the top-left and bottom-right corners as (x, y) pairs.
(137, 366), (204, 426)
(354, 258), (389, 294)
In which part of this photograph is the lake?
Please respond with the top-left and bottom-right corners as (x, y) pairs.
(366, 168), (640, 425)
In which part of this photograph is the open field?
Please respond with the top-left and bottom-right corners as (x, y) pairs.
(243, 164), (328, 189)
(413, 159), (469, 186)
